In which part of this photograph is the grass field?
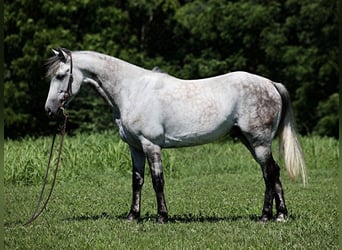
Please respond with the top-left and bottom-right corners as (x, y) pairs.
(4, 131), (338, 249)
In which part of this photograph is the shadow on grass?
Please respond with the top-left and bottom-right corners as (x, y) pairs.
(64, 212), (258, 223)
(5, 212), (297, 227)
(118, 213), (262, 223)
(168, 214), (260, 223)
(66, 212), (298, 224)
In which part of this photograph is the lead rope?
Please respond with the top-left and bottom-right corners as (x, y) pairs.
(23, 109), (68, 225)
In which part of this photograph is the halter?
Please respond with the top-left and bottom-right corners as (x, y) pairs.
(64, 50), (74, 102)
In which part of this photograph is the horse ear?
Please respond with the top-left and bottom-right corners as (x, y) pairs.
(52, 49), (59, 56)
(57, 48), (69, 62)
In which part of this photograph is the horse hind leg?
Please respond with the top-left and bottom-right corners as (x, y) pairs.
(232, 127), (287, 222)
(254, 145), (288, 223)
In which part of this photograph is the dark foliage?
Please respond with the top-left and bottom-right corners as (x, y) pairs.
(4, 0), (338, 138)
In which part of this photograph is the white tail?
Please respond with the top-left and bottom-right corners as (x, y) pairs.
(274, 82), (307, 186)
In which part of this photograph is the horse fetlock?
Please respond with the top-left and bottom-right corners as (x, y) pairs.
(127, 210), (140, 221)
(157, 212), (168, 224)
(259, 208), (273, 223)
(276, 204), (288, 216)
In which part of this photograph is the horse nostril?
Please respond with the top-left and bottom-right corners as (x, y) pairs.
(46, 107), (53, 117)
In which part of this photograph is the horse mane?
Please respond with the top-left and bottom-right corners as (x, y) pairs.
(152, 66), (167, 74)
(46, 55), (61, 78)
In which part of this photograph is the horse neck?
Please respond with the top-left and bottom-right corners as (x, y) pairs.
(74, 51), (146, 83)
(73, 51), (147, 112)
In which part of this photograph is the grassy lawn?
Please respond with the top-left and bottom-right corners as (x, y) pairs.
(4, 132), (338, 249)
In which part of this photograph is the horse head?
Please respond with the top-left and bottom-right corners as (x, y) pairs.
(45, 48), (82, 119)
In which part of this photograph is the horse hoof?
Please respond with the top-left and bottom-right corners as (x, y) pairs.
(258, 214), (271, 223)
(275, 214), (286, 222)
(157, 214), (168, 224)
(127, 212), (140, 222)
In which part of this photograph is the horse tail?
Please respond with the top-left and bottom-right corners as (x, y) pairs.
(273, 82), (307, 186)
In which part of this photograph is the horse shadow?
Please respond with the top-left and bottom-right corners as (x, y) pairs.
(171, 214), (260, 223)
(137, 213), (260, 223)
(6, 212), (297, 226)
(66, 212), (280, 224)
(66, 211), (299, 224)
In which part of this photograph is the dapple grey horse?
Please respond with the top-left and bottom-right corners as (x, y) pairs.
(45, 48), (307, 223)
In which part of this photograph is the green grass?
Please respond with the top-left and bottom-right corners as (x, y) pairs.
(4, 132), (338, 249)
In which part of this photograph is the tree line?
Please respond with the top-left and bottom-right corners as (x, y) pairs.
(4, 0), (338, 139)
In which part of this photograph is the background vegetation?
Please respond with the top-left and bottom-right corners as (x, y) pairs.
(4, 0), (338, 139)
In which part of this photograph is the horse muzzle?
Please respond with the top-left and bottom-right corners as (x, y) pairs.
(45, 105), (65, 120)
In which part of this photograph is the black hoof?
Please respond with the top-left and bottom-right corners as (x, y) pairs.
(275, 213), (286, 222)
(127, 211), (140, 222)
(157, 213), (168, 224)
(258, 214), (271, 223)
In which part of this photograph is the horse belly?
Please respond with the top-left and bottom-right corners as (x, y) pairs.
(163, 128), (230, 148)
(162, 108), (235, 148)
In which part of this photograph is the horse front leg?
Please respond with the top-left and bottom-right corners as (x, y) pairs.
(127, 146), (146, 221)
(141, 140), (168, 223)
